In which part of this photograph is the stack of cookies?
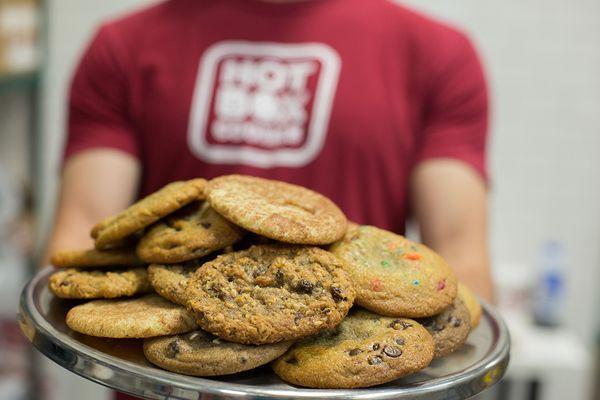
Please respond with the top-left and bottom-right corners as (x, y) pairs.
(48, 175), (482, 389)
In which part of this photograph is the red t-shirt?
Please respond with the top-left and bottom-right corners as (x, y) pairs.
(67, 0), (488, 235)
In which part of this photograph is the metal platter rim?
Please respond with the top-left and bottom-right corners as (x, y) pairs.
(19, 267), (510, 399)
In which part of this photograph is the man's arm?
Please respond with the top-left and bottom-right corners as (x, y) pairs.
(43, 149), (141, 264)
(410, 159), (493, 302)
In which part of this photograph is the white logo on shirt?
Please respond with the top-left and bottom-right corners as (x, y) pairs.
(187, 41), (341, 168)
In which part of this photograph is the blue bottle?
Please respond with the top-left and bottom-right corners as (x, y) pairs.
(532, 240), (566, 327)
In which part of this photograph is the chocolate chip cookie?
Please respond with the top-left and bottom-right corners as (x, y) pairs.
(51, 248), (145, 268)
(92, 179), (206, 250)
(137, 201), (244, 263)
(204, 175), (347, 245)
(49, 268), (152, 299)
(330, 225), (457, 318)
(271, 309), (434, 388)
(416, 298), (471, 358)
(457, 283), (482, 329)
(66, 294), (198, 338)
(185, 244), (355, 344)
(143, 330), (292, 376)
(148, 263), (202, 305)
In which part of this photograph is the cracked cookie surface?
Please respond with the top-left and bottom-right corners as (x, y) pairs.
(205, 175), (347, 245)
(185, 244), (355, 344)
(66, 294), (198, 338)
(271, 309), (434, 388)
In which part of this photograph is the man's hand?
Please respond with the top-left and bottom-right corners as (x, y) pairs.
(43, 149), (141, 265)
(410, 159), (493, 302)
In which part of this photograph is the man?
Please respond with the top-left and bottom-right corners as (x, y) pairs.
(49, 0), (492, 327)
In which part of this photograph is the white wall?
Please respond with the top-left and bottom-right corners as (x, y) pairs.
(400, 0), (600, 343)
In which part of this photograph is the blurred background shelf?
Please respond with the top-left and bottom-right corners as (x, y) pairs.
(0, 0), (42, 398)
(0, 70), (39, 93)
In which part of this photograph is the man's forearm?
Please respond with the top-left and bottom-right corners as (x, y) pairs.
(432, 244), (494, 302)
(411, 159), (494, 302)
(42, 149), (140, 267)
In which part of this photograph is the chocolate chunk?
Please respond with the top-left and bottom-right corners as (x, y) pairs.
(383, 346), (402, 358)
(167, 340), (180, 358)
(200, 222), (212, 229)
(372, 343), (380, 351)
(274, 270), (284, 287)
(322, 307), (331, 314)
(390, 320), (413, 330)
(395, 338), (405, 346)
(295, 279), (314, 294)
(330, 286), (346, 303)
(448, 316), (462, 327)
(240, 356), (248, 364)
(348, 348), (362, 356)
(368, 356), (383, 365)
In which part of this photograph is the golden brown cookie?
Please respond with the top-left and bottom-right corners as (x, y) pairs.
(457, 283), (482, 328)
(416, 298), (471, 358)
(204, 175), (347, 245)
(92, 179), (206, 250)
(137, 202), (244, 263)
(185, 244), (355, 344)
(49, 268), (152, 299)
(66, 294), (198, 338)
(330, 225), (457, 318)
(144, 330), (292, 376)
(147, 263), (202, 305)
(271, 310), (434, 388)
(51, 248), (145, 268)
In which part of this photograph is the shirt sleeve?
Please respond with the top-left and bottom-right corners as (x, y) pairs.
(64, 25), (140, 161)
(415, 31), (489, 181)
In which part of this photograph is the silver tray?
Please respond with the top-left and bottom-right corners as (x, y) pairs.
(18, 267), (510, 399)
